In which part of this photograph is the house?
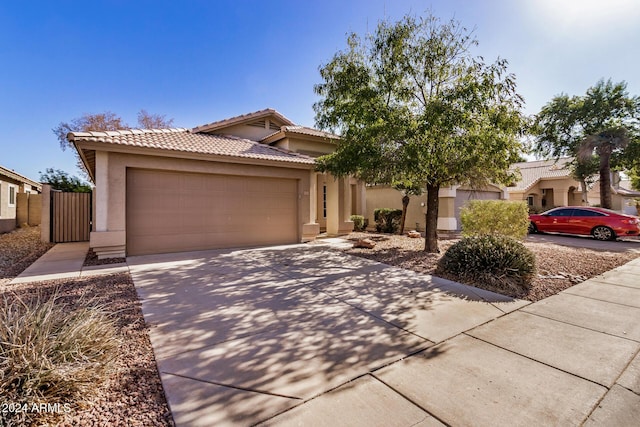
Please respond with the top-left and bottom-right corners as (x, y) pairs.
(508, 157), (640, 214)
(507, 158), (583, 210)
(0, 165), (42, 233)
(69, 109), (365, 258)
(365, 184), (505, 232)
(588, 177), (640, 215)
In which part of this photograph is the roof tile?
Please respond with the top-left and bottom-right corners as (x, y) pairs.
(68, 128), (315, 165)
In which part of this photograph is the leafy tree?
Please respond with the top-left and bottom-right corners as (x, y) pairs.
(533, 79), (640, 209)
(39, 168), (92, 192)
(568, 155), (599, 204)
(314, 13), (525, 252)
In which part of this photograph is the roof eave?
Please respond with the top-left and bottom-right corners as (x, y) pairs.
(192, 109), (295, 134)
(70, 140), (316, 170)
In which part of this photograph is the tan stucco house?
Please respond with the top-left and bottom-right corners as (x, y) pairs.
(508, 157), (640, 214)
(0, 165), (41, 233)
(507, 158), (583, 210)
(69, 109), (365, 258)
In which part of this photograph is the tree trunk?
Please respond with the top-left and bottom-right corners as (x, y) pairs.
(399, 194), (410, 235)
(599, 145), (612, 209)
(424, 183), (440, 253)
(580, 178), (589, 205)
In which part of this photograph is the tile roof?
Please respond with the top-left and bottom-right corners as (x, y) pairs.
(508, 157), (574, 192)
(260, 125), (340, 142)
(68, 128), (316, 165)
(192, 108), (294, 134)
(0, 165), (42, 189)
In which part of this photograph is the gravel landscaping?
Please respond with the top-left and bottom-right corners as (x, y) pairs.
(1, 227), (173, 425)
(1, 273), (174, 426)
(0, 226), (54, 286)
(343, 232), (640, 301)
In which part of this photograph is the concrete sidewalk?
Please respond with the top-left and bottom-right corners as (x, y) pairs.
(265, 257), (640, 426)
(9, 242), (129, 284)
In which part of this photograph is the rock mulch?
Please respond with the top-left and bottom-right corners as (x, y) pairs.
(83, 249), (127, 266)
(343, 232), (639, 302)
(1, 273), (174, 426)
(0, 226), (54, 286)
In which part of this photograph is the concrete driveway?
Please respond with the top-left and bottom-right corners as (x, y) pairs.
(128, 243), (528, 426)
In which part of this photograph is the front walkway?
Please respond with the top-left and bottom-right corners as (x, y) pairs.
(127, 243), (640, 426)
(9, 242), (128, 284)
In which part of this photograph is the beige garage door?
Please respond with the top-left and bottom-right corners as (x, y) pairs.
(454, 190), (501, 229)
(126, 169), (299, 256)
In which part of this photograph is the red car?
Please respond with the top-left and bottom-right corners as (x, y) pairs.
(529, 207), (640, 241)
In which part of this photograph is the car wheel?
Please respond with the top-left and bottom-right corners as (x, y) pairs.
(591, 226), (615, 241)
(528, 222), (538, 234)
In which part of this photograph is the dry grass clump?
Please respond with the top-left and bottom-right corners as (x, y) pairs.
(0, 290), (121, 426)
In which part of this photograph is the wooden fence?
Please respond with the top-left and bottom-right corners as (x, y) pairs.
(51, 191), (91, 242)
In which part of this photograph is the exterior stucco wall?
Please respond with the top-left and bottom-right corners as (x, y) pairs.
(209, 123), (278, 141)
(93, 150), (313, 256)
(279, 137), (336, 157)
(367, 185), (503, 232)
(0, 179), (19, 232)
(365, 186), (426, 231)
(509, 177), (582, 211)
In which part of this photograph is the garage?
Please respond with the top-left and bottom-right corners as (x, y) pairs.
(454, 189), (501, 229)
(126, 168), (299, 256)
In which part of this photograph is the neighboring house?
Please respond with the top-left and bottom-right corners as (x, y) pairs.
(508, 157), (640, 215)
(507, 158), (583, 210)
(69, 108), (365, 258)
(588, 178), (640, 215)
(365, 184), (505, 232)
(0, 165), (42, 233)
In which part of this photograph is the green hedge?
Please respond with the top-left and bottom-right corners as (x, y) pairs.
(373, 208), (402, 234)
(350, 215), (367, 231)
(460, 200), (530, 240)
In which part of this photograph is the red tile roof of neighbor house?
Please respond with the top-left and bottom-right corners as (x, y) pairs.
(509, 157), (574, 192)
(68, 128), (316, 165)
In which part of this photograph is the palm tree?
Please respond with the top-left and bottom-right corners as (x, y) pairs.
(578, 128), (629, 209)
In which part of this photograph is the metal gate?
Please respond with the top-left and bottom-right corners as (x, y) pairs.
(51, 191), (91, 243)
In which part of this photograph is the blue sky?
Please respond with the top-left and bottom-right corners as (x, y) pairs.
(2, 0), (639, 181)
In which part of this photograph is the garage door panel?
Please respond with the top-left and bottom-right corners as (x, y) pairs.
(127, 169), (298, 256)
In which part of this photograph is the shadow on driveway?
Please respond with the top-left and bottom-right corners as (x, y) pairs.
(128, 244), (525, 425)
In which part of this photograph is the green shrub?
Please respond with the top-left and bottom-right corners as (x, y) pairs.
(460, 200), (530, 240)
(350, 215), (366, 231)
(0, 291), (120, 426)
(436, 234), (536, 297)
(373, 208), (402, 234)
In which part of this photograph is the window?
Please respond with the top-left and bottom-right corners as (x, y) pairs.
(527, 195), (534, 206)
(546, 208), (574, 217)
(323, 185), (327, 218)
(8, 184), (16, 207)
(573, 209), (605, 217)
